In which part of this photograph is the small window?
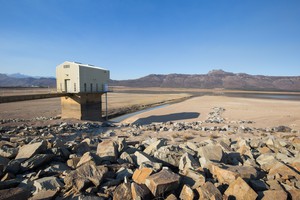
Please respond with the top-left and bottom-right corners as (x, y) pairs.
(84, 83), (87, 92)
(63, 65), (70, 68)
(74, 83), (76, 92)
(90, 83), (93, 92)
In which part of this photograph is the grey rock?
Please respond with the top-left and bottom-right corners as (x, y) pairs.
(15, 141), (47, 161)
(33, 176), (64, 193)
(179, 153), (200, 171)
(64, 161), (108, 192)
(153, 145), (186, 167)
(145, 169), (180, 197)
(21, 154), (54, 172)
(96, 140), (118, 162)
(0, 146), (18, 158)
(143, 139), (167, 156)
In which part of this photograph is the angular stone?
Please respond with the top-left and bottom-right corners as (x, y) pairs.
(133, 151), (156, 166)
(165, 194), (178, 200)
(266, 180), (284, 190)
(145, 169), (180, 197)
(33, 176), (64, 193)
(131, 182), (151, 200)
(0, 187), (31, 200)
(224, 177), (258, 200)
(64, 161), (108, 192)
(268, 162), (300, 180)
(0, 146), (18, 158)
(96, 140), (118, 162)
(180, 169), (205, 189)
(118, 151), (134, 164)
(260, 190), (288, 200)
(76, 152), (95, 168)
(179, 153), (200, 171)
(144, 139), (167, 156)
(256, 153), (279, 171)
(153, 145), (185, 167)
(44, 162), (70, 173)
(132, 167), (153, 184)
(113, 182), (132, 200)
(209, 164), (239, 184)
(258, 146), (273, 154)
(196, 181), (222, 200)
(179, 185), (194, 200)
(116, 167), (133, 180)
(67, 157), (81, 169)
(20, 154), (54, 172)
(15, 141), (47, 161)
(198, 145), (224, 167)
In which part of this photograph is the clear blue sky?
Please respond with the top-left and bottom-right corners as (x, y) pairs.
(0, 0), (300, 80)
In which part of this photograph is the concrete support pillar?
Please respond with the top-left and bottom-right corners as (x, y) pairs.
(61, 93), (103, 121)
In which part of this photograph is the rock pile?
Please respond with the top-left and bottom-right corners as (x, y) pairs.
(205, 107), (226, 123)
(0, 119), (300, 199)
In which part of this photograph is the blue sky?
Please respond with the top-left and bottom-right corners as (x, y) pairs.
(0, 0), (300, 80)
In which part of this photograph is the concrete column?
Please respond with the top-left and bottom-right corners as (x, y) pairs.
(61, 93), (103, 121)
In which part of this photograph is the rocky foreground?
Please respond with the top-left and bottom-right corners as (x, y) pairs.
(0, 108), (300, 199)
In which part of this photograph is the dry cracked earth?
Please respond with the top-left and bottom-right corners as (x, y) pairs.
(0, 107), (299, 200)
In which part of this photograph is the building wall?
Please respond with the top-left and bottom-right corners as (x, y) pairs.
(79, 66), (109, 93)
(56, 62), (80, 93)
(56, 61), (109, 93)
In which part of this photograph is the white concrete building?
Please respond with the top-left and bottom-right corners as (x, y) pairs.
(56, 61), (110, 93)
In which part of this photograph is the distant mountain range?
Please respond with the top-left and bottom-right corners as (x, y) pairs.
(110, 70), (300, 91)
(0, 73), (56, 87)
(1, 70), (300, 91)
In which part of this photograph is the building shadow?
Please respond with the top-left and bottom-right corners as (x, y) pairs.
(132, 112), (200, 125)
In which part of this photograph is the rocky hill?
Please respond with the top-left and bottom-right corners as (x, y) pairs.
(0, 73), (56, 87)
(110, 70), (300, 91)
(1, 70), (300, 91)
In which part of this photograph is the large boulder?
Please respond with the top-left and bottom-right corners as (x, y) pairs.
(33, 176), (64, 193)
(143, 139), (167, 156)
(145, 169), (180, 197)
(153, 145), (186, 167)
(131, 182), (152, 200)
(96, 140), (118, 162)
(64, 161), (108, 192)
(113, 182), (132, 200)
(15, 141), (47, 161)
(196, 181), (222, 200)
(179, 153), (200, 171)
(132, 167), (153, 184)
(224, 177), (258, 200)
(198, 145), (224, 167)
(179, 185), (194, 200)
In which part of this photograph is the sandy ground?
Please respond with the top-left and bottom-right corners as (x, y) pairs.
(0, 93), (190, 120)
(122, 95), (300, 130)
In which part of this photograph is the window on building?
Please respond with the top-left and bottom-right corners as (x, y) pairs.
(90, 83), (93, 92)
(74, 83), (76, 92)
(96, 84), (98, 92)
(84, 83), (87, 92)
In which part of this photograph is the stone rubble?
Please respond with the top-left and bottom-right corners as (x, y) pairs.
(0, 112), (299, 199)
